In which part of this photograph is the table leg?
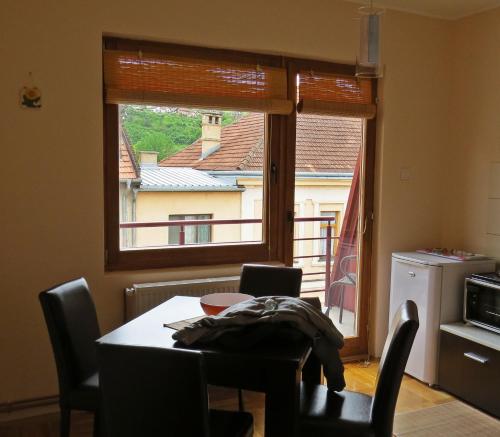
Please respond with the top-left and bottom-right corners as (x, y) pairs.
(265, 366), (301, 437)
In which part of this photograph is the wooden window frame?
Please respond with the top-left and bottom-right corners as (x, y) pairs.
(104, 38), (288, 271)
(103, 38), (377, 322)
(285, 58), (377, 358)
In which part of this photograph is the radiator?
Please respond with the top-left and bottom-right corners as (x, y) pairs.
(125, 276), (240, 321)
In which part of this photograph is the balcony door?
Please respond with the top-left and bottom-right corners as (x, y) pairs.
(287, 63), (377, 357)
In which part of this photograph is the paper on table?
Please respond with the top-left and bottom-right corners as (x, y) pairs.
(163, 315), (206, 331)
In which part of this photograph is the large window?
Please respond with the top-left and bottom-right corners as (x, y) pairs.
(103, 37), (376, 277)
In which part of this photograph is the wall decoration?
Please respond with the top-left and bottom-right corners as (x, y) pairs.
(21, 85), (42, 108)
(20, 72), (41, 109)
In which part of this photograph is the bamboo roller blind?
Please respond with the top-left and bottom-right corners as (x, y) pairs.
(103, 50), (293, 114)
(298, 70), (376, 119)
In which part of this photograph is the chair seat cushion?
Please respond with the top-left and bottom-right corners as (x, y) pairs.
(68, 372), (100, 411)
(300, 383), (375, 437)
(209, 409), (253, 437)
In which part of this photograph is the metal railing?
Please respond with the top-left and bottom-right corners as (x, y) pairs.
(120, 216), (338, 294)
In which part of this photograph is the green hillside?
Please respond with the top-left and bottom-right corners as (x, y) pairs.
(121, 106), (241, 161)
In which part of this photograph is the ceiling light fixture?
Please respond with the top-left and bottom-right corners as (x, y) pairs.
(356, 0), (384, 78)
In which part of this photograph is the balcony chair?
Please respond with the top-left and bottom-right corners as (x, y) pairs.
(97, 343), (253, 437)
(300, 300), (419, 437)
(239, 264), (303, 298)
(327, 254), (357, 323)
(39, 278), (101, 437)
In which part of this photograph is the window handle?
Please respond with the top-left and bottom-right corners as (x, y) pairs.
(271, 162), (278, 184)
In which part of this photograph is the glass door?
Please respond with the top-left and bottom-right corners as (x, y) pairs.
(290, 66), (376, 356)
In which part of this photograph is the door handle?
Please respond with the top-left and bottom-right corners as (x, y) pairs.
(464, 352), (489, 364)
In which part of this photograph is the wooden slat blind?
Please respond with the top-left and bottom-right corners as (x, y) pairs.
(297, 70), (376, 118)
(103, 50), (293, 114)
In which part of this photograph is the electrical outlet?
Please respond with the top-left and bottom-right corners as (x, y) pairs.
(400, 167), (412, 181)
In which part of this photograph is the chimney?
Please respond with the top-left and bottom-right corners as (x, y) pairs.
(138, 151), (158, 167)
(200, 111), (222, 159)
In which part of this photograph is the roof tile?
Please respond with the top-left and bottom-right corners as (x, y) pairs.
(160, 113), (362, 172)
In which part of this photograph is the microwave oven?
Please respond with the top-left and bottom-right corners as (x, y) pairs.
(464, 273), (500, 334)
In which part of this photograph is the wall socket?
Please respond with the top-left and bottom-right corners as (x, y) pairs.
(400, 167), (412, 181)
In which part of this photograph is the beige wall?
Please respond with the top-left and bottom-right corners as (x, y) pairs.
(0, 0), (479, 403)
(442, 8), (500, 260)
(370, 11), (453, 354)
(134, 191), (241, 246)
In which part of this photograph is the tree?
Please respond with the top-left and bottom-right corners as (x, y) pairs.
(121, 105), (246, 161)
(134, 131), (177, 159)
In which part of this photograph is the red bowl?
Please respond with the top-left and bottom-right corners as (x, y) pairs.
(200, 292), (253, 316)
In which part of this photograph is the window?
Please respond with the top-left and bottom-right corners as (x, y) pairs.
(103, 37), (377, 273)
(168, 214), (212, 245)
(319, 211), (339, 262)
(104, 37), (293, 270)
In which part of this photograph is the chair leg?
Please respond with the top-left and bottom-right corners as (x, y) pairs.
(339, 286), (345, 324)
(238, 388), (245, 412)
(60, 407), (71, 437)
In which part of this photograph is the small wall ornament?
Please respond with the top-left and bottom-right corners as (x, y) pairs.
(20, 73), (41, 109)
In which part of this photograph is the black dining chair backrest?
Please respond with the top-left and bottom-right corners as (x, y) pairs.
(39, 277), (101, 402)
(98, 343), (210, 437)
(371, 300), (419, 436)
(239, 264), (303, 298)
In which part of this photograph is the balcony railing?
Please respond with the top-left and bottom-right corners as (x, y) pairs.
(120, 216), (338, 296)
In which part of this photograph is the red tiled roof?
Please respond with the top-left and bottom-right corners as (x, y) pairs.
(160, 113), (362, 173)
(119, 129), (139, 180)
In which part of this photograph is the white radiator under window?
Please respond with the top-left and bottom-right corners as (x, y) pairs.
(125, 276), (240, 321)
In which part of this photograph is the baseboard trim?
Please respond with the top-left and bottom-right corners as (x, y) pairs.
(342, 353), (371, 363)
(0, 395), (58, 414)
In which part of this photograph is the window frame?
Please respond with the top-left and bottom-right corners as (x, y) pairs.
(103, 38), (288, 271)
(104, 37), (376, 281)
(285, 58), (377, 358)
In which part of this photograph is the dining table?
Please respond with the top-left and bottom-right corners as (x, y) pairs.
(97, 295), (322, 437)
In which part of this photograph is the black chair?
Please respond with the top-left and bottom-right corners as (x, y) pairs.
(299, 300), (419, 437)
(239, 264), (303, 298)
(97, 343), (253, 437)
(237, 264), (303, 410)
(39, 278), (101, 437)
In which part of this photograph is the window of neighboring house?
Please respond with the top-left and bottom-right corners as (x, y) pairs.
(292, 205), (300, 265)
(168, 214), (212, 245)
(319, 211), (339, 262)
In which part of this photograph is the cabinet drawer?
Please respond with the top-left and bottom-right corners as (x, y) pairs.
(438, 330), (500, 417)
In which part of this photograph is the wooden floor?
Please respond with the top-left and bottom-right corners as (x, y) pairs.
(0, 361), (454, 437)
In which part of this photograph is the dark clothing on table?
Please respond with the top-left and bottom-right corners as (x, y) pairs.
(173, 296), (345, 391)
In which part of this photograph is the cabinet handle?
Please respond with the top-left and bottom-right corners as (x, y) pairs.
(464, 352), (489, 364)
(408, 271), (416, 277)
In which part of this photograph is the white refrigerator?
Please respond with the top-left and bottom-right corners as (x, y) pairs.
(389, 252), (495, 385)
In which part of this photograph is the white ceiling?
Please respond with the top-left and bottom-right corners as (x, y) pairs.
(346, 0), (500, 20)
